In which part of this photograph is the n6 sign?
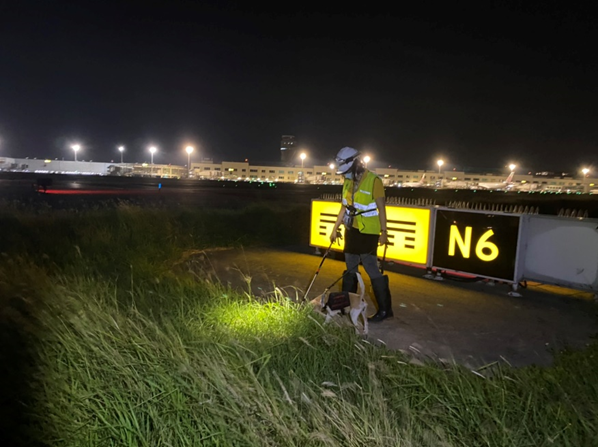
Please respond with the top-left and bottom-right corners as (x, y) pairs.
(433, 210), (521, 282)
(448, 226), (499, 261)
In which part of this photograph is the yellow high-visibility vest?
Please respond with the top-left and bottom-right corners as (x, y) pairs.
(341, 171), (381, 235)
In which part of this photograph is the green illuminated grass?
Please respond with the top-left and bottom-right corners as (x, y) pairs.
(1, 202), (597, 446)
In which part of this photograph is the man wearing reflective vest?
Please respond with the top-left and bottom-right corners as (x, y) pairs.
(330, 147), (392, 322)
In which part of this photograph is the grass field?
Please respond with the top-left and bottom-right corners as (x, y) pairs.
(1, 200), (597, 446)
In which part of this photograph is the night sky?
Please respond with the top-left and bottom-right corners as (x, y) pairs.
(1, 1), (596, 172)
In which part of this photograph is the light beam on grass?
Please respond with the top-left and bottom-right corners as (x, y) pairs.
(211, 300), (308, 340)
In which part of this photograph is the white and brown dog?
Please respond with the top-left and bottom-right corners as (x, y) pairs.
(311, 272), (368, 335)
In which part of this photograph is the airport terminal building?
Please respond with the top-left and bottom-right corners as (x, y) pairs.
(1, 156), (595, 192)
(0, 157), (187, 179)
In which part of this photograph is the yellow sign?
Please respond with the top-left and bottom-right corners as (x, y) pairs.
(310, 201), (344, 249)
(310, 200), (431, 265)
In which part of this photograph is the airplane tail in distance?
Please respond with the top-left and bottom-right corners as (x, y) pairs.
(505, 171), (514, 183)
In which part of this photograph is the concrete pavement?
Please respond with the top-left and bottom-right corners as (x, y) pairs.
(193, 245), (598, 368)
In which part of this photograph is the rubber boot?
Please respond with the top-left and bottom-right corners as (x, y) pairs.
(368, 275), (393, 322)
(341, 271), (358, 293)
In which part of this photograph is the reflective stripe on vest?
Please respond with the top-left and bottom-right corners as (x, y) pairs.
(342, 171), (381, 235)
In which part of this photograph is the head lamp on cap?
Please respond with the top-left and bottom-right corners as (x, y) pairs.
(335, 146), (361, 175)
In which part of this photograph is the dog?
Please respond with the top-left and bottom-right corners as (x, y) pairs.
(311, 272), (368, 335)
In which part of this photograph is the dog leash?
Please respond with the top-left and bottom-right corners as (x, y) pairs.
(303, 238), (335, 301)
(323, 239), (385, 293)
(322, 263), (359, 292)
(324, 239), (387, 293)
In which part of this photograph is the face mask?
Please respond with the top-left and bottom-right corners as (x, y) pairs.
(344, 172), (353, 180)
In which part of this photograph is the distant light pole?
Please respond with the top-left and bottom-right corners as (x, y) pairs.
(118, 146), (125, 164)
(296, 153), (306, 183)
(186, 146), (194, 177)
(437, 159), (444, 186)
(72, 144), (80, 161)
(437, 159), (444, 174)
(149, 146), (157, 177)
(364, 155), (371, 169)
(582, 168), (590, 193)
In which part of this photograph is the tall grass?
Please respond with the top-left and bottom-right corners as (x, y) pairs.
(1, 202), (597, 446)
(0, 201), (310, 281)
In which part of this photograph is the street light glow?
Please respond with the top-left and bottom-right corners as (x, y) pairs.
(118, 146), (125, 163)
(582, 168), (590, 176)
(186, 146), (194, 155)
(509, 163), (516, 172)
(363, 155), (371, 168)
(300, 153), (306, 161)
